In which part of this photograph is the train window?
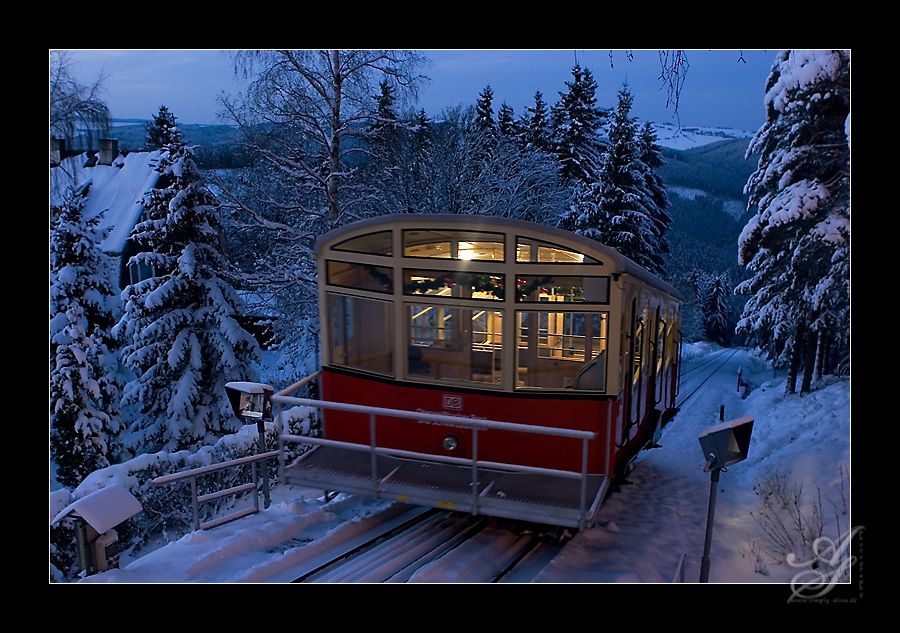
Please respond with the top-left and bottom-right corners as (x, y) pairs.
(329, 293), (393, 376)
(403, 229), (505, 261)
(326, 260), (393, 294)
(516, 237), (600, 264)
(515, 275), (609, 303)
(516, 311), (608, 390)
(332, 230), (393, 256)
(408, 304), (503, 385)
(403, 270), (505, 301)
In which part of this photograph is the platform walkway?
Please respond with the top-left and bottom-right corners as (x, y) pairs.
(284, 444), (609, 530)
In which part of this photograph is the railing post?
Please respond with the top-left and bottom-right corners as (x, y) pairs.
(191, 476), (200, 531)
(471, 428), (479, 516)
(579, 437), (589, 530)
(370, 413), (378, 498)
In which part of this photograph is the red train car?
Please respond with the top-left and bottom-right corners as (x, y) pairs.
(283, 215), (682, 529)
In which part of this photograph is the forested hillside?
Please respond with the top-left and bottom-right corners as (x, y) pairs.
(657, 136), (758, 342)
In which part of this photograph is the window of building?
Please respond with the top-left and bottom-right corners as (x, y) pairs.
(516, 311), (608, 390)
(403, 229), (505, 261)
(329, 293), (393, 375)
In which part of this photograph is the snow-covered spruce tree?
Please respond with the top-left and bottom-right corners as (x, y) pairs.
(637, 121), (672, 253)
(560, 84), (668, 276)
(144, 105), (182, 150)
(520, 91), (551, 152)
(115, 142), (261, 454)
(550, 64), (606, 186)
(736, 51), (850, 392)
(50, 186), (123, 487)
(702, 273), (733, 347)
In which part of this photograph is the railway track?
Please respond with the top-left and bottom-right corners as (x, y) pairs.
(292, 506), (565, 583)
(675, 347), (740, 409)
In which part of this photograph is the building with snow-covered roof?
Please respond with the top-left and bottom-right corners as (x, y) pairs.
(50, 138), (163, 290)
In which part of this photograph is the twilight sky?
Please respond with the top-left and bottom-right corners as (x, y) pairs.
(62, 49), (777, 132)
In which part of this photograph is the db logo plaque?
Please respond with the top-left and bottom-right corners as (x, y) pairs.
(442, 394), (463, 411)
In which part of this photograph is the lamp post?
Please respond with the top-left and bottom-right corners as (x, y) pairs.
(697, 415), (753, 583)
(226, 382), (275, 508)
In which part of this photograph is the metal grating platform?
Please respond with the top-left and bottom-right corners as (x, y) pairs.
(284, 445), (609, 529)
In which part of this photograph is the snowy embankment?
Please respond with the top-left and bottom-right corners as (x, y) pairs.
(78, 344), (852, 585)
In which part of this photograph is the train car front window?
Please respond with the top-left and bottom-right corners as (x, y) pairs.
(516, 275), (609, 303)
(516, 311), (608, 391)
(408, 304), (503, 385)
(516, 238), (600, 264)
(404, 270), (505, 300)
(326, 260), (393, 294)
(404, 229), (505, 261)
(329, 294), (393, 376)
(332, 230), (393, 256)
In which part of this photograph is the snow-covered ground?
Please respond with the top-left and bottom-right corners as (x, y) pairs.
(79, 343), (854, 590)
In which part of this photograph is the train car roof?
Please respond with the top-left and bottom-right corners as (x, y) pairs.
(316, 214), (683, 302)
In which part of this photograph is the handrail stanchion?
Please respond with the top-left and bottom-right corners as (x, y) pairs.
(191, 477), (199, 531)
(370, 412), (378, 498)
(579, 437), (589, 530)
(471, 428), (479, 516)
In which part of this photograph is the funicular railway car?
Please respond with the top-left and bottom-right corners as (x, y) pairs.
(281, 214), (682, 529)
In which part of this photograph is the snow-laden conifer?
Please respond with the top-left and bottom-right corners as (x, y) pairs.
(736, 50), (850, 389)
(560, 84), (669, 276)
(550, 64), (605, 186)
(115, 141), (261, 453)
(50, 186), (122, 486)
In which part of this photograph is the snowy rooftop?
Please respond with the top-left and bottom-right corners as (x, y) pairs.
(50, 150), (163, 254)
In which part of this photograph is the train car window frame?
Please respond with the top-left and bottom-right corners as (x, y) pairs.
(515, 309), (609, 392)
(326, 260), (394, 295)
(515, 275), (610, 304)
(328, 292), (394, 377)
(403, 229), (506, 261)
(403, 269), (505, 301)
(515, 236), (602, 265)
(331, 230), (393, 256)
(406, 303), (504, 387)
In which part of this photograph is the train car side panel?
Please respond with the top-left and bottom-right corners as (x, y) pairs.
(321, 367), (612, 475)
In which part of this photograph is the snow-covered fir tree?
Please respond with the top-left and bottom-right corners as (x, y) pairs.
(550, 64), (605, 186)
(736, 50), (850, 392)
(145, 105), (182, 150)
(50, 186), (123, 487)
(475, 85), (496, 134)
(520, 91), (551, 152)
(114, 141), (261, 454)
(637, 121), (672, 248)
(497, 103), (518, 138)
(702, 273), (733, 347)
(560, 84), (669, 276)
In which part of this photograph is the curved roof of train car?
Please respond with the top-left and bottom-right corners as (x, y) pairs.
(315, 214), (683, 302)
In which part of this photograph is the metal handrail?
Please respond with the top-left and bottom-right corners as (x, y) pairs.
(152, 450), (280, 531)
(272, 382), (598, 529)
